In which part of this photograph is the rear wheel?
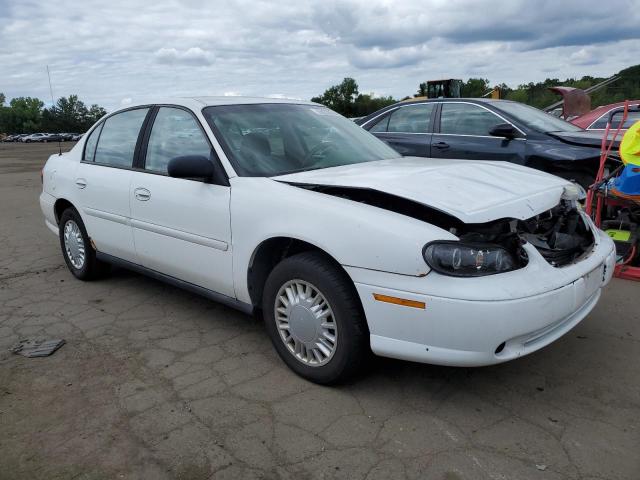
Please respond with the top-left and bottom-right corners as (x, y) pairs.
(59, 208), (109, 280)
(262, 252), (368, 384)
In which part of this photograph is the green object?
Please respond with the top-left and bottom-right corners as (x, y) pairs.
(606, 229), (632, 241)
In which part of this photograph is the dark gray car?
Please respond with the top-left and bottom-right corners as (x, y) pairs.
(357, 98), (618, 188)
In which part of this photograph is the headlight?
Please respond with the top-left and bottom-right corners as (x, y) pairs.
(423, 241), (519, 277)
(562, 182), (587, 202)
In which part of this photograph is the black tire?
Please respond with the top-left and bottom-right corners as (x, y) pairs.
(59, 208), (110, 280)
(262, 251), (368, 384)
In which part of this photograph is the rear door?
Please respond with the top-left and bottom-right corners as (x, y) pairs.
(75, 107), (150, 262)
(431, 102), (526, 164)
(366, 103), (436, 157)
(128, 106), (234, 297)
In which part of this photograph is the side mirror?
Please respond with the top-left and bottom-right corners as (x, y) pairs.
(167, 155), (214, 181)
(489, 123), (518, 139)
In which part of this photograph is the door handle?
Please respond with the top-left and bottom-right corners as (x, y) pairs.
(75, 178), (87, 189)
(134, 187), (151, 201)
(433, 142), (450, 149)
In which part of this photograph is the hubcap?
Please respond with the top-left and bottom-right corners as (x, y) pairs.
(274, 279), (337, 367)
(63, 220), (85, 269)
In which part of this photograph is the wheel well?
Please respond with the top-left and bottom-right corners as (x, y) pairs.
(247, 237), (341, 308)
(54, 198), (74, 224)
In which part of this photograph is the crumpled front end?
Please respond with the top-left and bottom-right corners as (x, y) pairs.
(346, 197), (615, 367)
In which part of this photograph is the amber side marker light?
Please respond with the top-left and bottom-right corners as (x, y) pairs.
(373, 293), (426, 309)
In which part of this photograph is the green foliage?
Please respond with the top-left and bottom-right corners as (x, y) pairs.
(42, 95), (107, 133)
(0, 94), (106, 134)
(1, 97), (45, 133)
(311, 64), (640, 119)
(502, 68), (640, 109)
(461, 78), (491, 98)
(311, 77), (360, 116)
(311, 78), (396, 117)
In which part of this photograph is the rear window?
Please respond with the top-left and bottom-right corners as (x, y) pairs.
(93, 108), (149, 168)
(82, 123), (103, 162)
(590, 110), (640, 130)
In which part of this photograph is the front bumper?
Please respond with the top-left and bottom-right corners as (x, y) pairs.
(349, 228), (616, 367)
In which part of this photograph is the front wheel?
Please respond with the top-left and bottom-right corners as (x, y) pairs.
(59, 208), (110, 280)
(262, 252), (368, 384)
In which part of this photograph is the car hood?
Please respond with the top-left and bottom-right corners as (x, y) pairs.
(547, 130), (620, 148)
(272, 157), (571, 224)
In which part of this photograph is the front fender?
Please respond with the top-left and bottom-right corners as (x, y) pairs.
(230, 178), (456, 303)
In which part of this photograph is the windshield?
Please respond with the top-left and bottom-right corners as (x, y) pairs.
(202, 103), (400, 176)
(496, 101), (584, 133)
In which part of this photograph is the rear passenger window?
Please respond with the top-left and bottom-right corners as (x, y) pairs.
(94, 108), (149, 168)
(83, 123), (103, 162)
(144, 107), (211, 174)
(386, 104), (434, 133)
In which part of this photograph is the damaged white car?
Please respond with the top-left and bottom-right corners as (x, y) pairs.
(40, 98), (616, 383)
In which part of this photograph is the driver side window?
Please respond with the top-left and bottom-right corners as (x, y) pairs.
(145, 107), (211, 174)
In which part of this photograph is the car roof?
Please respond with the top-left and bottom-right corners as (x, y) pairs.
(572, 100), (640, 127)
(120, 96), (317, 112)
(398, 97), (508, 105)
(356, 97), (519, 126)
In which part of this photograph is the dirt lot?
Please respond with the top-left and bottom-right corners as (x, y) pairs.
(0, 142), (638, 480)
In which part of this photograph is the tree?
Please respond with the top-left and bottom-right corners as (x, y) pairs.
(86, 104), (107, 126)
(311, 78), (398, 117)
(461, 78), (491, 98)
(0, 94), (107, 133)
(352, 93), (396, 117)
(41, 95), (107, 132)
(311, 77), (360, 116)
(415, 82), (428, 97)
(5, 97), (44, 133)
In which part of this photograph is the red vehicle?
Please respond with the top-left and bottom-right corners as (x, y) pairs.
(572, 101), (640, 131)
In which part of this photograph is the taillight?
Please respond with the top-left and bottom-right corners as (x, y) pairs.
(40, 168), (44, 184)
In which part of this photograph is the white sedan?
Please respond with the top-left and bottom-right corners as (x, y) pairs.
(40, 97), (616, 384)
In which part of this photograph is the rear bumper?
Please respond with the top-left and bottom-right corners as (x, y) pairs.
(40, 191), (58, 235)
(351, 230), (616, 367)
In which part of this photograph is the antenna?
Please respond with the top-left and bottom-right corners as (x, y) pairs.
(46, 65), (62, 156)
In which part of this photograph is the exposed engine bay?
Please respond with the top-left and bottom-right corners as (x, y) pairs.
(291, 183), (595, 269)
(456, 200), (594, 268)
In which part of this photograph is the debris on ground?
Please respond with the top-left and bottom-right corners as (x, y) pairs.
(10, 338), (66, 357)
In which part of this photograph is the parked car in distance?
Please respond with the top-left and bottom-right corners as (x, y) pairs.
(40, 97), (615, 383)
(357, 98), (618, 188)
(46, 133), (65, 142)
(71, 133), (84, 141)
(21, 133), (51, 143)
(571, 101), (640, 131)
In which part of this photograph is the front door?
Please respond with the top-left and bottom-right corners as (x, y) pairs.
(430, 102), (526, 164)
(128, 106), (235, 297)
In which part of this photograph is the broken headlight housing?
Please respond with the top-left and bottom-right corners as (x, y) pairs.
(423, 241), (519, 277)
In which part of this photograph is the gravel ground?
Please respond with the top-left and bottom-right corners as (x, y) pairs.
(0, 142), (638, 480)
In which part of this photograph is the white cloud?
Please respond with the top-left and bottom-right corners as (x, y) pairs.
(0, 0), (638, 110)
(154, 47), (213, 66)
(569, 47), (601, 66)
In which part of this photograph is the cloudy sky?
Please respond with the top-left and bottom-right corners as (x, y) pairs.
(1, 0), (639, 110)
